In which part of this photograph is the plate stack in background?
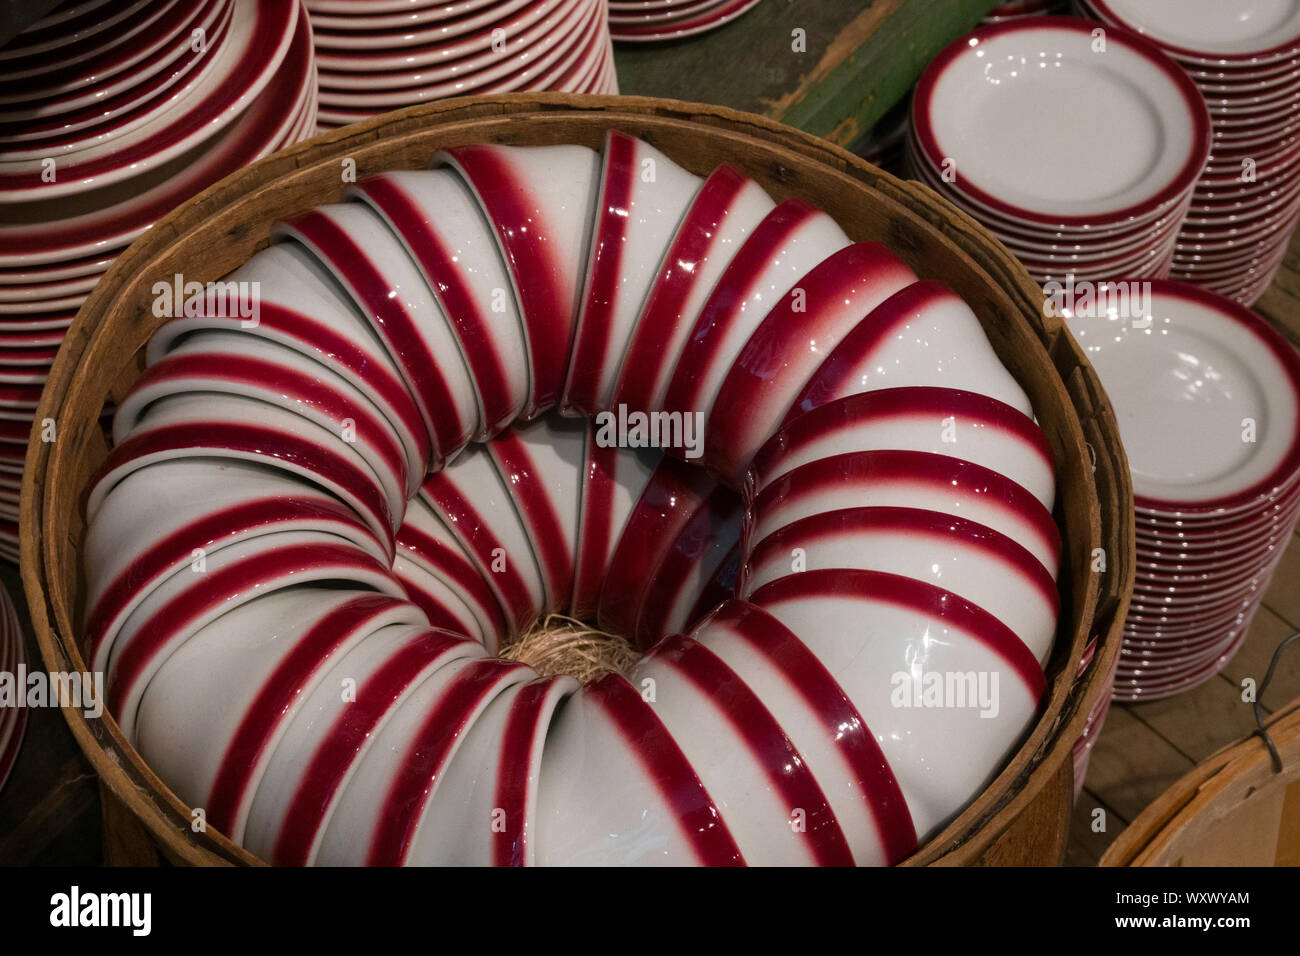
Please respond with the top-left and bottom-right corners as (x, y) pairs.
(308, 0), (618, 131)
(608, 0), (761, 42)
(0, 582), (26, 793)
(1068, 281), (1300, 702)
(1075, 0), (1300, 305)
(905, 17), (1210, 289)
(982, 0), (1067, 24)
(0, 0), (317, 561)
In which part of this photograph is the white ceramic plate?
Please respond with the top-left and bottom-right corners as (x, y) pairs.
(1066, 280), (1300, 513)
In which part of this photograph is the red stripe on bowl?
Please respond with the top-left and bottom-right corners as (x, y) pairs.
(752, 385), (1053, 494)
(421, 474), (538, 634)
(272, 628), (475, 865)
(613, 163), (748, 412)
(283, 209), (468, 462)
(570, 433), (615, 619)
(156, 301), (429, 469)
(441, 144), (574, 416)
(107, 542), (393, 720)
(700, 599), (918, 863)
(206, 593), (412, 836)
(134, 351), (407, 495)
(599, 455), (717, 641)
(653, 633), (855, 865)
(746, 505), (1061, 617)
(367, 659), (526, 865)
(493, 676), (572, 866)
(396, 523), (507, 637)
(487, 427), (574, 612)
(586, 672), (745, 865)
(83, 496), (373, 665)
(93, 421), (396, 555)
(750, 568), (1047, 699)
(352, 175), (517, 437)
(662, 197), (820, 420)
(706, 241), (916, 484)
(564, 129), (637, 416)
(784, 280), (953, 423)
(751, 448), (1061, 574)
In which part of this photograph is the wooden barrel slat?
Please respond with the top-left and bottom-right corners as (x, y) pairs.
(1103, 702), (1300, 867)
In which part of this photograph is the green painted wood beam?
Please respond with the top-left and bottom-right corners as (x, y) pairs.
(613, 0), (1005, 152)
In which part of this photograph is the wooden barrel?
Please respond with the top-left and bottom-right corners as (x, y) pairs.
(1102, 701), (1300, 866)
(19, 93), (1134, 867)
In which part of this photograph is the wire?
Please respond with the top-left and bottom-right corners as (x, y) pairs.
(1252, 630), (1300, 774)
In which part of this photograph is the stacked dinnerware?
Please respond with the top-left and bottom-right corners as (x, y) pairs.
(0, 0), (316, 560)
(982, 0), (1067, 24)
(905, 17), (1210, 289)
(306, 0), (618, 131)
(1067, 280), (1300, 701)
(860, 98), (909, 173)
(1070, 639), (1116, 798)
(607, 0), (761, 42)
(82, 133), (1066, 865)
(1074, 0), (1300, 305)
(0, 580), (26, 794)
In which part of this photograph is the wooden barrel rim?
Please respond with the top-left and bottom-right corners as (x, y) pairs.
(19, 93), (1134, 867)
(1101, 700), (1300, 867)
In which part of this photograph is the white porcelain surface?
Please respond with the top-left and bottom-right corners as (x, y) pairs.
(422, 443), (547, 635)
(750, 387), (1056, 508)
(612, 165), (774, 413)
(349, 170), (530, 439)
(105, 527), (403, 740)
(435, 142), (600, 417)
(135, 588), (425, 842)
(564, 130), (701, 415)
(752, 570), (1043, 839)
(1066, 285), (1300, 507)
(274, 201), (480, 465)
(920, 22), (1203, 218)
(744, 507), (1058, 664)
(241, 623), (484, 865)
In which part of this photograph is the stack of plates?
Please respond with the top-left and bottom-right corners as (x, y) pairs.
(1070, 639), (1117, 798)
(1074, 1), (1300, 305)
(1067, 281), (1300, 701)
(608, 0), (761, 42)
(0, 580), (26, 794)
(983, 0), (1067, 24)
(307, 0), (618, 131)
(906, 17), (1210, 288)
(860, 98), (908, 173)
(0, 0), (316, 561)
